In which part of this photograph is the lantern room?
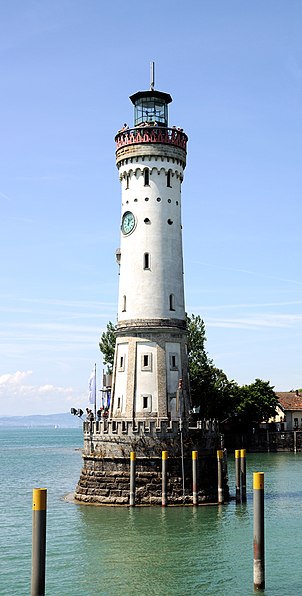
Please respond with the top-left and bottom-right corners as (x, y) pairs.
(130, 90), (172, 127)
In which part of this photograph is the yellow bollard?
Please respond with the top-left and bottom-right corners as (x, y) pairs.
(253, 472), (265, 591)
(235, 449), (241, 503)
(31, 488), (47, 596)
(192, 451), (198, 506)
(217, 450), (224, 504)
(129, 451), (136, 507)
(240, 449), (247, 503)
(162, 451), (168, 507)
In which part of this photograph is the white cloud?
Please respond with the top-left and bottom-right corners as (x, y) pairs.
(206, 313), (302, 330)
(0, 370), (86, 416)
(0, 370), (32, 385)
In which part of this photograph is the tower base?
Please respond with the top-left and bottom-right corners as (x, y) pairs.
(74, 421), (228, 505)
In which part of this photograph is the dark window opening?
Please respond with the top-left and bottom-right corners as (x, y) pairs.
(144, 253), (150, 269)
(143, 395), (149, 409)
(169, 294), (175, 311)
(144, 169), (150, 186)
(167, 170), (172, 187)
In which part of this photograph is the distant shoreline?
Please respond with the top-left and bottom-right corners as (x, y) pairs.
(0, 412), (83, 428)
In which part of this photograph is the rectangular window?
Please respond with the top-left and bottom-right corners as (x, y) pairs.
(122, 295), (126, 311)
(169, 293), (175, 311)
(144, 169), (150, 186)
(117, 397), (121, 409)
(141, 394), (152, 410)
(144, 253), (150, 270)
(167, 170), (172, 187)
(169, 353), (178, 370)
(118, 355), (125, 371)
(141, 352), (152, 371)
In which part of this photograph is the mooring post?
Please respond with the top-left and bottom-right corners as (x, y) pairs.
(162, 450), (168, 507)
(235, 449), (241, 503)
(31, 488), (47, 596)
(192, 450), (198, 506)
(253, 472), (265, 591)
(129, 451), (136, 507)
(240, 448), (247, 503)
(217, 449), (224, 504)
(294, 430), (297, 453)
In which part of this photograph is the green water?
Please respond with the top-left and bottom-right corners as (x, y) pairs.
(0, 427), (301, 595)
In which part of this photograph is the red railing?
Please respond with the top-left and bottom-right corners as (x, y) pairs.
(115, 127), (188, 151)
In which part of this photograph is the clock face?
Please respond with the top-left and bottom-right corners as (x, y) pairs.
(122, 211), (135, 235)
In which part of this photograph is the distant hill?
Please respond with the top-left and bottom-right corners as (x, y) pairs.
(0, 412), (84, 428)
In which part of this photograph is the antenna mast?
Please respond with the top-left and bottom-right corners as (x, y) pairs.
(150, 61), (155, 91)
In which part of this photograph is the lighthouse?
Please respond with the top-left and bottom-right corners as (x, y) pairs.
(111, 71), (190, 426)
(75, 71), (222, 506)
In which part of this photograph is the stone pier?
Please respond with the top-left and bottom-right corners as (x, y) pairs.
(74, 419), (227, 505)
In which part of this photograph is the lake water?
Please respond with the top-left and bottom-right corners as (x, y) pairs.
(0, 427), (301, 595)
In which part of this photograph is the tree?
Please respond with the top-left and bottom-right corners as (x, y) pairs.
(234, 378), (278, 425)
(99, 321), (116, 374)
(99, 315), (278, 426)
(186, 314), (237, 420)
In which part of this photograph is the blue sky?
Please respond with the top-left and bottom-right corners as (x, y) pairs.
(1, 1), (302, 415)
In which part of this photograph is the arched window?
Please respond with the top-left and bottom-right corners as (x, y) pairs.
(144, 168), (150, 186)
(169, 294), (175, 311)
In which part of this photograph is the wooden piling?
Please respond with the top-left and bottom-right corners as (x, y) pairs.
(31, 488), (47, 596)
(192, 450), (198, 506)
(129, 451), (136, 507)
(253, 472), (265, 591)
(162, 451), (168, 507)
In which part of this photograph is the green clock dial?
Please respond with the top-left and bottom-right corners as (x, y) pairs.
(122, 211), (135, 235)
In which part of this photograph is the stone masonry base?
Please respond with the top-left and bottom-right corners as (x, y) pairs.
(74, 452), (224, 506)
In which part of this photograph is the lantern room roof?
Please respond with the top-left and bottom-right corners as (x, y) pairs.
(130, 90), (172, 105)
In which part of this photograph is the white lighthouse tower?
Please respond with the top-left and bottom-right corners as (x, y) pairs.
(111, 70), (190, 426)
(75, 72), (222, 506)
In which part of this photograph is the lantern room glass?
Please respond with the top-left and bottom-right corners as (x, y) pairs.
(134, 97), (168, 127)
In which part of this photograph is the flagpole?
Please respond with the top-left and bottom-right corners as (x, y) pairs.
(94, 362), (97, 420)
